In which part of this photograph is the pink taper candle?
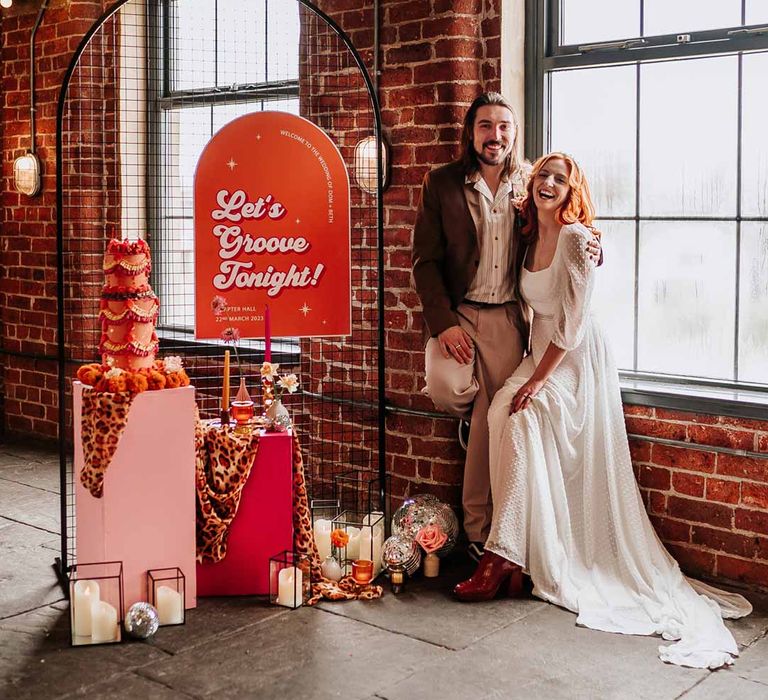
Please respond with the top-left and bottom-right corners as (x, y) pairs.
(264, 304), (272, 362)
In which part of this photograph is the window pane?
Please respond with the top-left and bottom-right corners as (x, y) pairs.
(267, 0), (300, 81)
(639, 57), (737, 217)
(644, 0), (740, 36)
(163, 106), (211, 211)
(739, 224), (768, 384)
(746, 1), (768, 25)
(213, 102), (262, 133)
(158, 218), (195, 330)
(561, 0), (639, 45)
(550, 66), (636, 217)
(590, 220), (635, 370)
(218, 0), (267, 86)
(637, 222), (736, 380)
(741, 52), (768, 217)
(171, 0), (216, 90)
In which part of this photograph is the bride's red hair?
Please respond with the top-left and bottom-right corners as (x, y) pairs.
(519, 152), (595, 239)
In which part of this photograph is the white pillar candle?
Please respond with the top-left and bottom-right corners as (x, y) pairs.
(90, 600), (119, 643)
(362, 511), (384, 526)
(358, 526), (384, 576)
(346, 526), (361, 560)
(72, 579), (100, 637)
(156, 585), (184, 625)
(314, 519), (332, 561)
(276, 566), (303, 608)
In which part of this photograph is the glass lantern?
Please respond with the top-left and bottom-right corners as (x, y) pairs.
(69, 561), (124, 646)
(269, 550), (311, 609)
(330, 510), (385, 578)
(147, 567), (186, 626)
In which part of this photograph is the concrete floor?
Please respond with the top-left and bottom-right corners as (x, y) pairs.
(1, 443), (768, 700)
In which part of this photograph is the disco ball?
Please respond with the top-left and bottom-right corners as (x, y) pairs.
(124, 602), (159, 640)
(391, 494), (459, 558)
(382, 534), (421, 576)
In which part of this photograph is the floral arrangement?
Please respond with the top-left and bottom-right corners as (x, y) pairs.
(76, 357), (190, 394)
(260, 362), (299, 400)
(414, 524), (447, 554)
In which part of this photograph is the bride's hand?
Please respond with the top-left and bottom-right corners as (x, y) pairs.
(511, 378), (545, 414)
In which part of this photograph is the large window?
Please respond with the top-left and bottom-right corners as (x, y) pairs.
(150, 0), (300, 334)
(527, 1), (768, 410)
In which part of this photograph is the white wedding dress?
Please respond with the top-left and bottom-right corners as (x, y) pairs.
(485, 223), (752, 668)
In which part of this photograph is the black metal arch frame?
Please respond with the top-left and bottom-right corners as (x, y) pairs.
(54, 0), (386, 590)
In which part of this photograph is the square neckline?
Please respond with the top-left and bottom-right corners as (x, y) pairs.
(523, 226), (564, 274)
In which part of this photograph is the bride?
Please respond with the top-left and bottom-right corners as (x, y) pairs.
(453, 152), (752, 668)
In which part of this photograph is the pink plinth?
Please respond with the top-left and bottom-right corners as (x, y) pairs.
(74, 382), (198, 611)
(196, 431), (294, 596)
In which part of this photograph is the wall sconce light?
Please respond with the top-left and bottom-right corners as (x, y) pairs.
(0, 0), (13, 9)
(14, 152), (42, 196)
(353, 135), (389, 195)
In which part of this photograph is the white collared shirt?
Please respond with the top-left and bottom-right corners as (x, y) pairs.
(463, 173), (517, 304)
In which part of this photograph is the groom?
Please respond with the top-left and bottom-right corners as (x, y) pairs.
(412, 92), (598, 559)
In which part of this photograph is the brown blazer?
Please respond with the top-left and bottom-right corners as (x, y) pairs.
(412, 160), (525, 338)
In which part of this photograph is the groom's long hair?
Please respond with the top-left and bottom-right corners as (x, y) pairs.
(460, 92), (524, 181)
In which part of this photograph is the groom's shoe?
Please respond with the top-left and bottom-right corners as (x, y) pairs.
(453, 551), (523, 602)
(467, 541), (485, 563)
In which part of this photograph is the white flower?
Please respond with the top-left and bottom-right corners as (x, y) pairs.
(104, 367), (125, 379)
(260, 362), (280, 379)
(278, 373), (299, 394)
(163, 356), (184, 373)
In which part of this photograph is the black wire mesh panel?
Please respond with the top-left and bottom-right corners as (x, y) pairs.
(57, 0), (384, 574)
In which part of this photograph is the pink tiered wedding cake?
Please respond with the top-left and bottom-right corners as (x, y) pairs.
(99, 238), (160, 369)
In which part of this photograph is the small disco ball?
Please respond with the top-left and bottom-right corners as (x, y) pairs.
(382, 534), (422, 576)
(124, 602), (159, 640)
(391, 494), (459, 558)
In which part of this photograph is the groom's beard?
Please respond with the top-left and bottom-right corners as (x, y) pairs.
(475, 141), (510, 166)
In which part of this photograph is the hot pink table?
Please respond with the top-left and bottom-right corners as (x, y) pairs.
(196, 430), (294, 596)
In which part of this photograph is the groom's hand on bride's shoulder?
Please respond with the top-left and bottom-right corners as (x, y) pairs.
(586, 226), (603, 266)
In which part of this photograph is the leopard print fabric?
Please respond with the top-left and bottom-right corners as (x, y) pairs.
(195, 418), (261, 563)
(80, 389), (135, 498)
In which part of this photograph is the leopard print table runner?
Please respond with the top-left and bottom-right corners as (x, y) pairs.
(195, 421), (261, 563)
(80, 389), (135, 498)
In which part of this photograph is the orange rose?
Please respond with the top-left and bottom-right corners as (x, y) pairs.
(107, 374), (128, 393)
(330, 528), (350, 549)
(147, 370), (167, 390)
(125, 372), (149, 394)
(76, 363), (102, 385)
(166, 372), (182, 389)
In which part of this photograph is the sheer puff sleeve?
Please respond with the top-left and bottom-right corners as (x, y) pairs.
(551, 223), (597, 351)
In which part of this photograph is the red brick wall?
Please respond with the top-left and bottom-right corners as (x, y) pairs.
(627, 407), (768, 588)
(1, 0), (110, 440)
(1, 0), (766, 590)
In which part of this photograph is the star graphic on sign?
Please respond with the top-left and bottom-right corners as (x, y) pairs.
(295, 218), (301, 225)
(226, 158), (237, 170)
(256, 133), (262, 140)
(322, 320), (327, 325)
(300, 303), (312, 317)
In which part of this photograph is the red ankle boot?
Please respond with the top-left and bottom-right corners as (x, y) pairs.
(453, 550), (523, 602)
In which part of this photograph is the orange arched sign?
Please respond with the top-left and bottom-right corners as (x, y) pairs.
(194, 112), (351, 339)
